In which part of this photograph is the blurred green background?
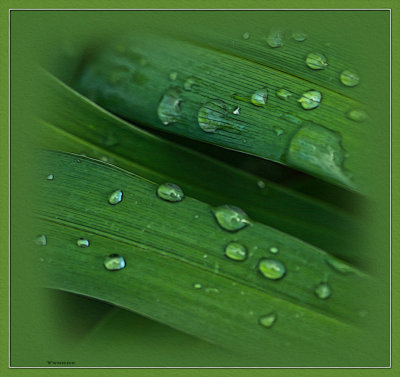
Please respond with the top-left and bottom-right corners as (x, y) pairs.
(10, 10), (390, 367)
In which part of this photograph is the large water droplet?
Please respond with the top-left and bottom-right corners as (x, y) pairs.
(108, 189), (123, 205)
(306, 52), (328, 70)
(315, 282), (331, 299)
(224, 242), (248, 261)
(276, 88), (293, 100)
(35, 234), (47, 246)
(157, 88), (182, 125)
(104, 254), (126, 271)
(286, 123), (354, 187)
(266, 29), (284, 48)
(77, 238), (90, 248)
(212, 205), (250, 232)
(340, 70), (360, 87)
(157, 183), (184, 202)
(259, 312), (277, 328)
(298, 90), (322, 110)
(258, 259), (286, 280)
(198, 100), (240, 133)
(347, 109), (368, 122)
(251, 88), (269, 106)
(47, 174), (54, 181)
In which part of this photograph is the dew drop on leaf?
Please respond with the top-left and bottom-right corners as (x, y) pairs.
(224, 242), (248, 261)
(212, 205), (250, 232)
(157, 88), (182, 125)
(77, 238), (90, 248)
(315, 282), (331, 299)
(258, 258), (286, 280)
(251, 88), (269, 106)
(266, 29), (284, 48)
(269, 246), (279, 254)
(157, 183), (184, 202)
(47, 174), (54, 181)
(35, 234), (47, 246)
(347, 109), (368, 122)
(242, 31), (250, 40)
(104, 254), (126, 271)
(340, 70), (360, 87)
(276, 88), (293, 100)
(108, 189), (123, 205)
(259, 312), (277, 328)
(306, 52), (328, 70)
(298, 90), (322, 110)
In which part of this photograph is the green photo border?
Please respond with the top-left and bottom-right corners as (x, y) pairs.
(1, 0), (397, 376)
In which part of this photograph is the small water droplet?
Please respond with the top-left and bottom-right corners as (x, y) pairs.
(258, 259), (286, 280)
(205, 288), (219, 294)
(169, 71), (178, 81)
(242, 138), (247, 144)
(47, 174), (54, 181)
(326, 257), (354, 274)
(266, 29), (284, 48)
(108, 189), (123, 205)
(273, 126), (284, 136)
(251, 88), (269, 106)
(242, 31), (250, 40)
(347, 109), (368, 122)
(286, 123), (354, 187)
(104, 254), (126, 271)
(292, 31), (307, 42)
(77, 238), (90, 248)
(203, 254), (208, 259)
(257, 180), (266, 189)
(298, 90), (322, 110)
(269, 246), (279, 254)
(198, 100), (241, 133)
(157, 183), (184, 202)
(259, 312), (277, 328)
(225, 242), (248, 261)
(306, 52), (328, 70)
(157, 88), (182, 125)
(193, 283), (202, 289)
(194, 214), (200, 219)
(315, 282), (331, 299)
(35, 234), (47, 246)
(233, 106), (240, 115)
(340, 70), (360, 87)
(183, 76), (198, 91)
(212, 205), (250, 232)
(276, 88), (293, 100)
(39, 257), (45, 262)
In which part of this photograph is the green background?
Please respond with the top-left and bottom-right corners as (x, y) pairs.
(2, 0), (397, 375)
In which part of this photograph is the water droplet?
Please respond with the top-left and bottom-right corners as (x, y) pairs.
(306, 52), (328, 70)
(212, 205), (250, 232)
(77, 238), (90, 248)
(225, 242), (248, 261)
(183, 76), (198, 91)
(198, 100), (240, 133)
(251, 88), (269, 106)
(205, 288), (219, 294)
(266, 29), (284, 48)
(269, 246), (279, 254)
(315, 282), (331, 299)
(257, 180), (266, 189)
(286, 123), (354, 187)
(47, 174), (54, 181)
(169, 71), (178, 81)
(157, 88), (182, 125)
(35, 234), (47, 246)
(193, 283), (202, 289)
(108, 189), (123, 205)
(233, 106), (240, 115)
(157, 183), (184, 202)
(298, 90), (322, 110)
(292, 31), (307, 42)
(347, 109), (368, 122)
(242, 31), (250, 40)
(273, 126), (284, 136)
(326, 257), (354, 274)
(259, 312), (277, 328)
(194, 214), (200, 219)
(258, 259), (286, 280)
(340, 70), (360, 87)
(104, 254), (126, 271)
(276, 88), (293, 100)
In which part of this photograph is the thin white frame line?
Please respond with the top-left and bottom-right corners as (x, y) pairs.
(8, 8), (392, 369)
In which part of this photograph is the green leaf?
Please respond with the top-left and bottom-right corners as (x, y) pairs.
(72, 32), (371, 191)
(34, 150), (373, 364)
(33, 71), (365, 264)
